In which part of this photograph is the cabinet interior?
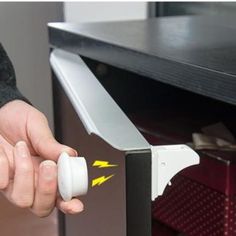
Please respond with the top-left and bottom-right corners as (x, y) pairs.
(81, 56), (236, 235)
(82, 56), (236, 143)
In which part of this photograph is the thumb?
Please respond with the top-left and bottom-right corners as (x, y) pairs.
(35, 136), (77, 161)
(27, 111), (77, 161)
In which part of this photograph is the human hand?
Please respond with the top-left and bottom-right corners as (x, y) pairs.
(0, 100), (83, 217)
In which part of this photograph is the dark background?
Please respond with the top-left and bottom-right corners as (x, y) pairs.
(149, 2), (236, 17)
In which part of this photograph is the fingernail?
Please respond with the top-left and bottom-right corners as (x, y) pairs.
(62, 148), (78, 157)
(16, 141), (28, 158)
(67, 148), (78, 157)
(41, 161), (57, 180)
(70, 201), (84, 213)
(73, 204), (84, 213)
(72, 150), (78, 156)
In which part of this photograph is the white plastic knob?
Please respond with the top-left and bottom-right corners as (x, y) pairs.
(58, 152), (88, 201)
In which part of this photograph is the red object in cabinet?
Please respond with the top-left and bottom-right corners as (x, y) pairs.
(130, 110), (236, 236)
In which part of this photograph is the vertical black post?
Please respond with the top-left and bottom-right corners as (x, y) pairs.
(126, 150), (152, 236)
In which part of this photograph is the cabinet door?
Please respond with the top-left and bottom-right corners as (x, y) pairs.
(50, 49), (152, 236)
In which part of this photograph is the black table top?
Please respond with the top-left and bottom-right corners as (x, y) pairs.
(48, 16), (236, 105)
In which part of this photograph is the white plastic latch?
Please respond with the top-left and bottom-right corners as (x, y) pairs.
(58, 152), (88, 201)
(151, 144), (199, 200)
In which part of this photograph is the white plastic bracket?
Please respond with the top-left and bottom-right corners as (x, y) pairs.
(151, 144), (199, 200)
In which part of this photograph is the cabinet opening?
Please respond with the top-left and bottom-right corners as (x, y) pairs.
(81, 56), (236, 141)
(82, 56), (236, 236)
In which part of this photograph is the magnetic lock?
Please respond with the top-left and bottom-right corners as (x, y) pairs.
(58, 145), (199, 201)
(51, 49), (200, 202)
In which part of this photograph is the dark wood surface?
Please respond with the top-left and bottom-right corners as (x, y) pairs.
(48, 16), (236, 105)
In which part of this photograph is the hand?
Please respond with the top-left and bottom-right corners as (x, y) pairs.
(0, 100), (84, 217)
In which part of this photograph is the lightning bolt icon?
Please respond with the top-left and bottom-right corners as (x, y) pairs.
(93, 160), (118, 168)
(92, 175), (114, 187)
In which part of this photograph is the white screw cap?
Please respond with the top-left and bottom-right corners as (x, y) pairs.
(58, 152), (88, 201)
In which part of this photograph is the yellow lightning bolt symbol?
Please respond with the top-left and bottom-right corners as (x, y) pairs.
(93, 160), (118, 168)
(92, 175), (114, 187)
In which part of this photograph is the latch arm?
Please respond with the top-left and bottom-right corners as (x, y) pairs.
(151, 144), (199, 200)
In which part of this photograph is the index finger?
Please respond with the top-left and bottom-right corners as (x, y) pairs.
(27, 110), (77, 160)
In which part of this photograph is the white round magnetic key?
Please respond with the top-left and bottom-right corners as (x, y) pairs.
(58, 152), (88, 201)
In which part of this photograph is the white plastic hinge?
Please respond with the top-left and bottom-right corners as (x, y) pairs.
(151, 144), (199, 200)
